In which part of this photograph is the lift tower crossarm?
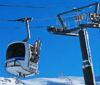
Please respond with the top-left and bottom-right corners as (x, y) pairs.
(47, 26), (79, 36)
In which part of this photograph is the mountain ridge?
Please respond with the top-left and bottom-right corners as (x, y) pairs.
(0, 76), (100, 85)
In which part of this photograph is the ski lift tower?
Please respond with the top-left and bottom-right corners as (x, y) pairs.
(48, 2), (100, 85)
(6, 17), (41, 78)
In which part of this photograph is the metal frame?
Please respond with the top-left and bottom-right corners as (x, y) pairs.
(48, 2), (100, 85)
(13, 17), (32, 42)
(57, 2), (99, 30)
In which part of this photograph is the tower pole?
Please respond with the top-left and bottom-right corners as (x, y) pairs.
(79, 29), (96, 85)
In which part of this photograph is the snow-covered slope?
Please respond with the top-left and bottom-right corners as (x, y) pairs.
(0, 76), (100, 85)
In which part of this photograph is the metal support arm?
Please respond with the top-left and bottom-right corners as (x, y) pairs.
(14, 17), (32, 42)
(47, 26), (79, 36)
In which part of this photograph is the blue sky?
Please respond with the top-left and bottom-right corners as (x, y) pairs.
(0, 0), (100, 78)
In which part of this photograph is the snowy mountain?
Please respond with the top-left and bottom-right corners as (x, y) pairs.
(0, 76), (100, 85)
(0, 77), (100, 85)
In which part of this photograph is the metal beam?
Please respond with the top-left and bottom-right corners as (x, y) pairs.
(58, 2), (99, 16)
(79, 29), (96, 85)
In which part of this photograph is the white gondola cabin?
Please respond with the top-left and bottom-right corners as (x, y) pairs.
(6, 40), (41, 77)
(5, 17), (41, 77)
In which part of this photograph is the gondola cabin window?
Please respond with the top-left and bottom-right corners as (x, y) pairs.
(6, 43), (25, 60)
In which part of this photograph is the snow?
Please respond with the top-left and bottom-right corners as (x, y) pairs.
(0, 76), (99, 85)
